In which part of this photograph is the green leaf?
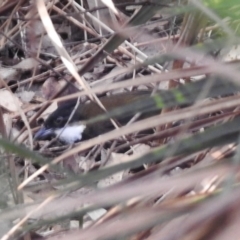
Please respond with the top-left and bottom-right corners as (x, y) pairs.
(0, 138), (49, 165)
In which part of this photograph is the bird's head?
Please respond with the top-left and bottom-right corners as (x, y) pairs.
(34, 102), (86, 144)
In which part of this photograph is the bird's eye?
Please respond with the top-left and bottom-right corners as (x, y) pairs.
(55, 116), (63, 126)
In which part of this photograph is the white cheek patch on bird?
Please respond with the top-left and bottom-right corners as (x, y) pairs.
(54, 124), (86, 144)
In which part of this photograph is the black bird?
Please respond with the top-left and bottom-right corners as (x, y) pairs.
(34, 91), (162, 144)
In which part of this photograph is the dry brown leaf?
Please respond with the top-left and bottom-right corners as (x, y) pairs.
(98, 151), (133, 188)
(87, 208), (107, 221)
(13, 58), (39, 71)
(0, 67), (20, 85)
(41, 77), (61, 100)
(132, 144), (151, 154)
(40, 102), (58, 121)
(17, 91), (35, 103)
(26, 20), (57, 55)
(0, 90), (23, 112)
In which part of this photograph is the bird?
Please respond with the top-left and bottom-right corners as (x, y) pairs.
(34, 91), (162, 144)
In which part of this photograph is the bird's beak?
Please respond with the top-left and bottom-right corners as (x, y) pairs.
(34, 127), (55, 141)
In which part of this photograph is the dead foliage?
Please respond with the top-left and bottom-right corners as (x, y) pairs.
(0, 0), (240, 240)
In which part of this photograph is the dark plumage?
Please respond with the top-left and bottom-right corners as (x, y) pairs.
(35, 91), (161, 143)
